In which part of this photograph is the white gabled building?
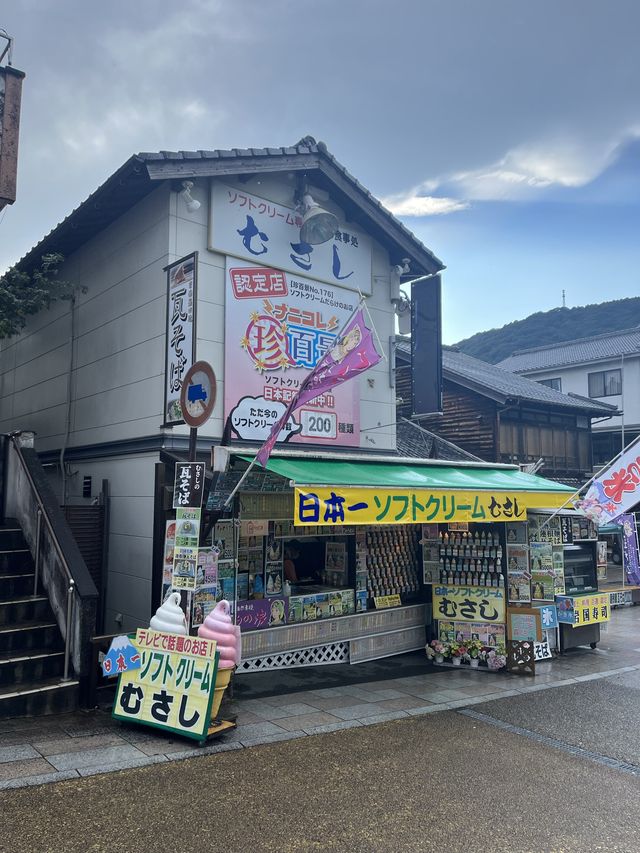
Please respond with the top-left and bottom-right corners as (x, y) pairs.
(0, 137), (444, 633)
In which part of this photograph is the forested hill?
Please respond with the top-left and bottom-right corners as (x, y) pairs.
(454, 297), (640, 364)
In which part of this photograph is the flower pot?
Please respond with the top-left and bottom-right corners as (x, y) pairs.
(469, 658), (480, 668)
(452, 657), (462, 666)
(435, 654), (444, 664)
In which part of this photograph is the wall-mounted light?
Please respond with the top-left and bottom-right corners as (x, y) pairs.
(297, 192), (338, 245)
(179, 180), (201, 213)
(390, 258), (412, 334)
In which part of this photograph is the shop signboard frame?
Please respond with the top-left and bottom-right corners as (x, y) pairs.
(164, 253), (197, 426)
(113, 630), (220, 743)
(507, 607), (542, 643)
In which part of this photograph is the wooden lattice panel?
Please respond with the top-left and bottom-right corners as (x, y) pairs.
(239, 641), (350, 672)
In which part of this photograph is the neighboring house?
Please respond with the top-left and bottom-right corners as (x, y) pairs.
(498, 328), (640, 465)
(0, 137), (443, 633)
(395, 341), (617, 486)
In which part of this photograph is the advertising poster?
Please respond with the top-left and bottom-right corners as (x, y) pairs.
(506, 544), (530, 603)
(236, 598), (289, 630)
(172, 463), (205, 509)
(438, 620), (505, 646)
(113, 629), (218, 741)
(164, 254), (196, 426)
(325, 541), (346, 580)
(506, 523), (528, 545)
(507, 609), (541, 642)
(620, 513), (640, 584)
(213, 520), (236, 560)
(557, 594), (610, 627)
(552, 546), (566, 595)
(529, 514), (562, 545)
(597, 540), (608, 580)
(224, 258), (362, 450)
(162, 520), (176, 600)
(508, 576), (531, 604)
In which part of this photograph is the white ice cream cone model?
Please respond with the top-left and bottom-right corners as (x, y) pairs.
(149, 592), (188, 635)
(198, 600), (241, 722)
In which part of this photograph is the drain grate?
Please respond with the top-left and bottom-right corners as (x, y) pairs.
(458, 708), (640, 776)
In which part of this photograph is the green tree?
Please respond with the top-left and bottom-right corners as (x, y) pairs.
(0, 253), (72, 339)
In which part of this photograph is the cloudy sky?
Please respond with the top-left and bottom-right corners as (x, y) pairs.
(2, 0), (640, 343)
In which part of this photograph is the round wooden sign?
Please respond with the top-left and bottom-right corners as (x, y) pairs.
(179, 361), (217, 428)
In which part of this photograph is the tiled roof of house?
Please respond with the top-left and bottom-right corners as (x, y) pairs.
(395, 338), (618, 415)
(395, 418), (481, 462)
(14, 136), (443, 277)
(497, 327), (640, 372)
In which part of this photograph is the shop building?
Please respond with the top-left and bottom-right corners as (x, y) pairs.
(498, 328), (638, 466)
(396, 341), (618, 485)
(0, 137), (445, 636)
(1, 136), (594, 676)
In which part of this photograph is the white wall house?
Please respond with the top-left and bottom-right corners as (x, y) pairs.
(0, 138), (444, 633)
(498, 329), (639, 465)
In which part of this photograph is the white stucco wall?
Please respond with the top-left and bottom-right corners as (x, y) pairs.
(0, 184), (172, 449)
(1, 168), (401, 632)
(523, 355), (640, 432)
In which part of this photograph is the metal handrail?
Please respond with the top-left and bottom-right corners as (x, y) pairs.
(8, 433), (76, 681)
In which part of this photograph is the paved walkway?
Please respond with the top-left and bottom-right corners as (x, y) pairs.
(1, 606), (639, 790)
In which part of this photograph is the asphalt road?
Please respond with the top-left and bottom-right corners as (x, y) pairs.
(3, 670), (640, 853)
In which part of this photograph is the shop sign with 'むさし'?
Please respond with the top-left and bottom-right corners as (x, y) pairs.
(433, 586), (506, 624)
(294, 487), (570, 526)
(210, 182), (372, 293)
(113, 629), (220, 741)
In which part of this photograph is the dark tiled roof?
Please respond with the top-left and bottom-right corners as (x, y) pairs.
(396, 419), (481, 462)
(15, 137), (444, 277)
(395, 338), (617, 415)
(497, 327), (640, 372)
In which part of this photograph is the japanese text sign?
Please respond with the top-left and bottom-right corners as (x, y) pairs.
(172, 463), (205, 509)
(164, 254), (196, 425)
(535, 603), (559, 630)
(101, 635), (141, 678)
(113, 630), (219, 741)
(294, 487), (571, 526)
(210, 182), (372, 293)
(556, 594), (610, 627)
(576, 436), (640, 525)
(225, 259), (361, 449)
(373, 594), (402, 609)
(620, 513), (640, 585)
(432, 585), (505, 624)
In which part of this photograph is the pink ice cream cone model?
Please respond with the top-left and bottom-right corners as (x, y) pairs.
(198, 600), (242, 722)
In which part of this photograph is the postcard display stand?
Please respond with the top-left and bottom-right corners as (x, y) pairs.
(423, 523), (510, 668)
(527, 512), (606, 653)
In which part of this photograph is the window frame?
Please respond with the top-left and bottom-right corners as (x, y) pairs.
(588, 368), (622, 398)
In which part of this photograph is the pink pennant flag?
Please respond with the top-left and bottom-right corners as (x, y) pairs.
(256, 307), (381, 467)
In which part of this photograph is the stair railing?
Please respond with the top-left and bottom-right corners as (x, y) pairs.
(3, 431), (97, 692)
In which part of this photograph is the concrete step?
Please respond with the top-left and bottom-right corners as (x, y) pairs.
(0, 527), (27, 551)
(0, 549), (34, 574)
(0, 570), (36, 598)
(0, 595), (51, 627)
(0, 647), (65, 687)
(0, 620), (63, 655)
(0, 676), (79, 718)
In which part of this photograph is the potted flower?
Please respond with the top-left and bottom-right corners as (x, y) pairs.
(465, 638), (484, 668)
(425, 639), (448, 664)
(485, 641), (507, 671)
(449, 641), (466, 666)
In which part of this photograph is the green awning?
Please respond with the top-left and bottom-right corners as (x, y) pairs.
(256, 457), (575, 494)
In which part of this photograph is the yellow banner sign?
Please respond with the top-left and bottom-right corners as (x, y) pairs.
(113, 630), (218, 741)
(557, 594), (610, 627)
(294, 487), (569, 526)
(432, 585), (506, 625)
(374, 594), (402, 609)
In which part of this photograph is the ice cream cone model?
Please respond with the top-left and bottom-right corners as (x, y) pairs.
(198, 600), (242, 723)
(150, 592), (188, 634)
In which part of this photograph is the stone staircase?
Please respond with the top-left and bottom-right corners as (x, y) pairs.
(0, 520), (79, 717)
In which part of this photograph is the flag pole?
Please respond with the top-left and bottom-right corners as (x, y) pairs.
(539, 434), (640, 530)
(358, 289), (387, 362)
(224, 294), (382, 507)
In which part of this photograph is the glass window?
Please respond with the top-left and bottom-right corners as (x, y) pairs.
(538, 377), (562, 392)
(588, 369), (622, 397)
